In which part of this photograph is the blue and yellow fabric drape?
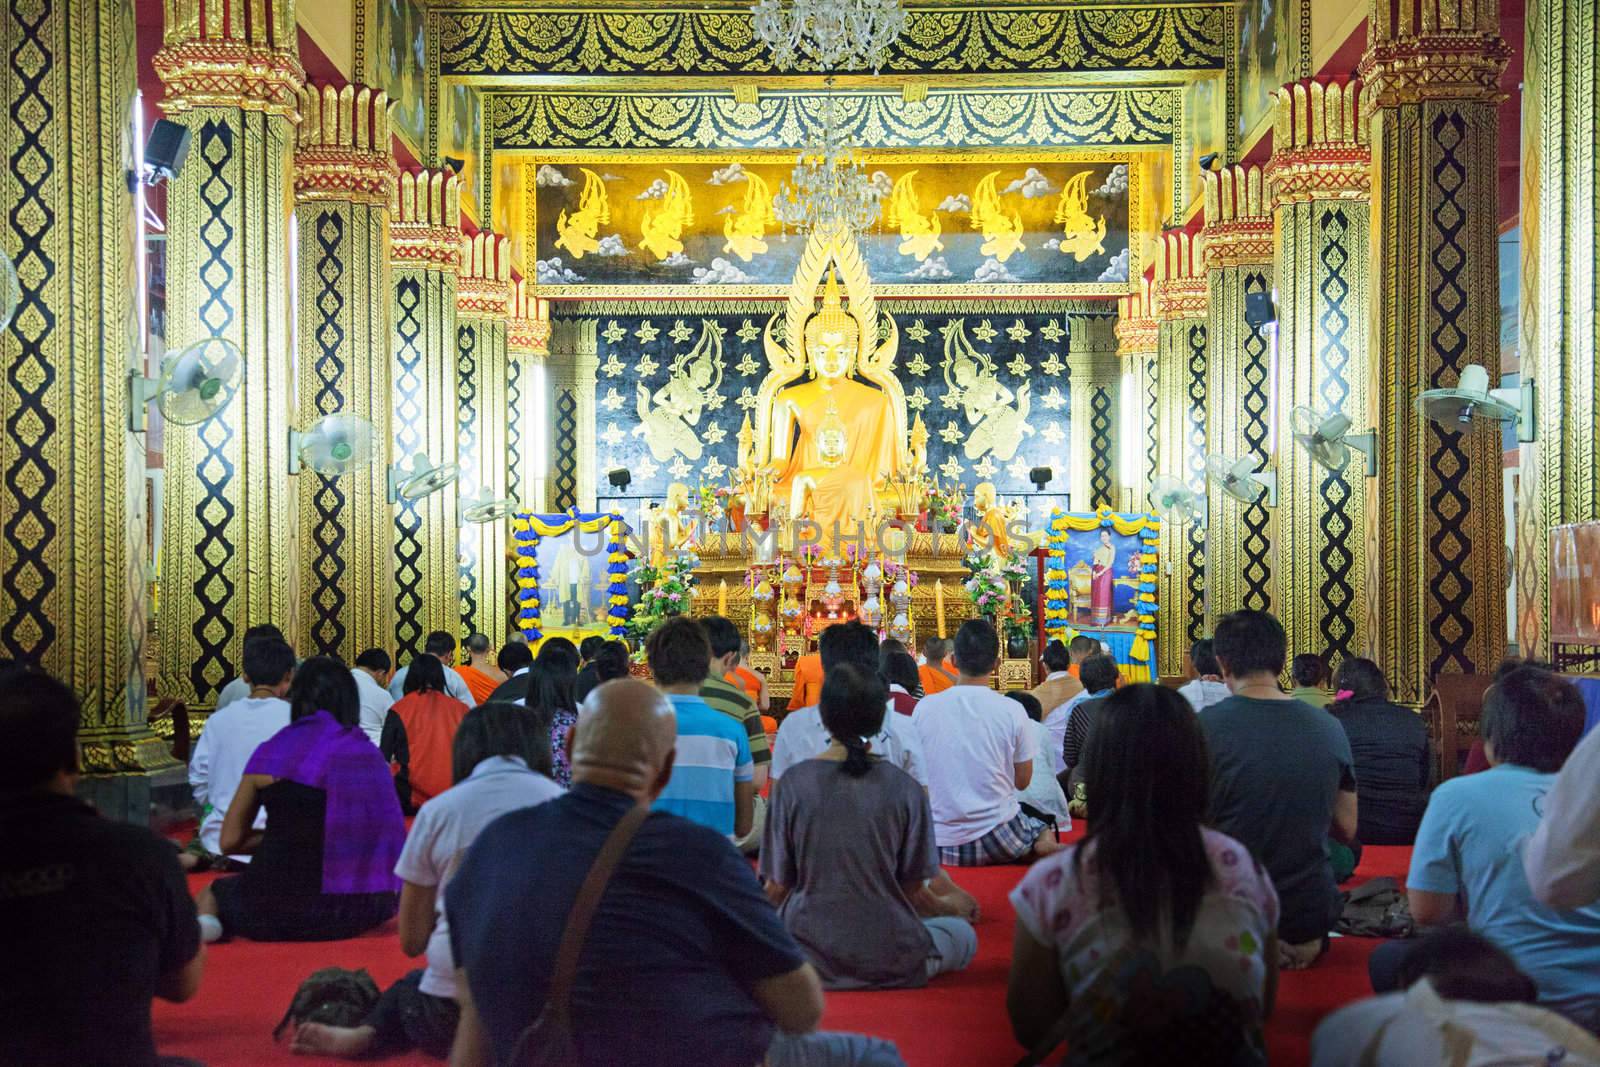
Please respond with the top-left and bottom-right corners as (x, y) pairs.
(510, 511), (631, 641)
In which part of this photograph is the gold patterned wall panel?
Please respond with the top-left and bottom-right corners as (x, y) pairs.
(1066, 317), (1120, 512)
(155, 0), (302, 710)
(1153, 231), (1209, 678)
(435, 6), (1229, 79)
(1202, 165), (1276, 626)
(0, 0), (171, 786)
(1116, 278), (1160, 513)
(391, 169), (463, 661)
(456, 233), (511, 646)
(1516, 0), (1600, 659)
(507, 280), (551, 510)
(1269, 77), (1371, 673)
(545, 318), (599, 514)
(1361, 2), (1508, 704)
(294, 83), (398, 663)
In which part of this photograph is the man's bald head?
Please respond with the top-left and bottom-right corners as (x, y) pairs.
(571, 678), (678, 800)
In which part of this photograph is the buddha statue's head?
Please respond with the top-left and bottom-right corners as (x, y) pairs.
(803, 268), (860, 382)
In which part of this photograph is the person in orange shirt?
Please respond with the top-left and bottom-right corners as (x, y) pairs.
(454, 633), (506, 705)
(1066, 634), (1098, 679)
(789, 652), (824, 712)
(724, 639), (769, 714)
(918, 636), (957, 696)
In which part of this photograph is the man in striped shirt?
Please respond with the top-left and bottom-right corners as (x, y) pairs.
(700, 616), (772, 853)
(647, 617), (755, 840)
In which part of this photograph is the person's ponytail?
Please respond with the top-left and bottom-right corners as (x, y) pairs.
(840, 734), (873, 778)
(819, 662), (888, 780)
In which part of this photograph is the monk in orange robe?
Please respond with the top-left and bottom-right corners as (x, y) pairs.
(454, 633), (506, 705)
(789, 653), (824, 711)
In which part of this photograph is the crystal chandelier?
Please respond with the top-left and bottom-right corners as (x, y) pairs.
(752, 0), (909, 74)
(772, 89), (883, 239)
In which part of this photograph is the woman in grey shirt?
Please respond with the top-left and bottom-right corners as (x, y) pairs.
(759, 663), (978, 990)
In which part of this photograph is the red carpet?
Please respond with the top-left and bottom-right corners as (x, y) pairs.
(153, 844), (1412, 1065)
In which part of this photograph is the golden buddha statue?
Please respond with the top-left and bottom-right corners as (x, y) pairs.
(769, 269), (900, 535)
(744, 228), (912, 544)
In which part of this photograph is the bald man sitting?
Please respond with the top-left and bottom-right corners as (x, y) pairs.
(445, 679), (905, 1067)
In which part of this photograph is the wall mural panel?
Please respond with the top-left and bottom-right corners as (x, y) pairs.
(529, 157), (1135, 296)
(570, 300), (1109, 520)
(376, 0), (427, 149)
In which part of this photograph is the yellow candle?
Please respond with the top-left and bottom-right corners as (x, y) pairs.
(935, 579), (946, 637)
(717, 578), (728, 615)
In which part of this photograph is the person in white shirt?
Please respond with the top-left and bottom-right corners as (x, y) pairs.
(187, 637), (293, 864)
(1524, 722), (1600, 910)
(1177, 638), (1231, 714)
(1311, 927), (1600, 1067)
(350, 648), (394, 746)
(290, 703), (563, 1060)
(771, 622), (925, 786)
(388, 630), (473, 706)
(914, 618), (1063, 866)
(211, 623), (289, 711)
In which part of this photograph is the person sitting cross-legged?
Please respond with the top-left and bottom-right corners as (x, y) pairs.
(350, 648), (394, 745)
(1059, 654), (1121, 813)
(1290, 653), (1331, 708)
(914, 618), (1061, 866)
(212, 622), (289, 711)
(454, 632), (507, 706)
(1327, 657), (1429, 846)
(881, 646), (924, 717)
(1, 666), (206, 1067)
(187, 635), (294, 868)
(1008, 684), (1280, 1067)
(486, 640), (535, 704)
(573, 634), (607, 705)
(1200, 609), (1357, 970)
(647, 617), (755, 841)
(445, 678), (906, 1067)
(1367, 667), (1600, 1032)
(291, 703), (563, 1060)
(1176, 638), (1230, 715)
(388, 630), (473, 705)
(1031, 640), (1083, 758)
(196, 656), (404, 943)
(1007, 691), (1071, 830)
(381, 653), (471, 814)
(762, 664), (978, 990)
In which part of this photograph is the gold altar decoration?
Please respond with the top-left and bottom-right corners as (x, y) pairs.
(157, 0), (302, 710)
(1515, 0), (1600, 659)
(1360, 0), (1508, 704)
(743, 225), (917, 541)
(456, 233), (513, 646)
(1116, 276), (1160, 514)
(293, 82), (396, 663)
(507, 280), (550, 511)
(0, 0), (176, 802)
(1152, 229), (1208, 679)
(389, 168), (463, 661)
(1202, 164), (1276, 625)
(1267, 77), (1372, 672)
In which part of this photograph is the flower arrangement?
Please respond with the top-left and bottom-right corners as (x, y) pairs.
(963, 563), (1011, 619)
(924, 480), (965, 531)
(626, 553), (699, 644)
(695, 484), (731, 528)
(1000, 601), (1034, 643)
(880, 560), (919, 588)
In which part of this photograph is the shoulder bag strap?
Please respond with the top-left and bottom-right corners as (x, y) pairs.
(544, 802), (650, 1025)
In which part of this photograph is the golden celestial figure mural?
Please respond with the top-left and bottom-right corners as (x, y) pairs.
(1052, 170), (1109, 261)
(554, 167), (609, 259)
(722, 171), (778, 262)
(886, 171), (944, 261)
(942, 320), (1034, 461)
(970, 171), (1026, 262)
(639, 170), (696, 261)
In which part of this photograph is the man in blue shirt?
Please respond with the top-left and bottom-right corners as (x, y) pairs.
(645, 616), (755, 839)
(1371, 666), (1600, 1032)
(446, 678), (902, 1067)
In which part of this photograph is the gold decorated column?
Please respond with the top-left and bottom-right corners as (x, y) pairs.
(1115, 277), (1159, 513)
(1515, 0), (1600, 658)
(1202, 165), (1277, 624)
(0, 0), (177, 812)
(1360, 0), (1508, 702)
(506, 281), (551, 510)
(545, 318), (601, 513)
(1268, 77), (1373, 671)
(1152, 231), (1209, 678)
(390, 170), (462, 661)
(456, 233), (512, 645)
(1067, 314), (1121, 511)
(155, 0), (302, 708)
(293, 83), (397, 660)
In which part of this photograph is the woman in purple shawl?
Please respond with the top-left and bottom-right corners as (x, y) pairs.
(195, 656), (404, 943)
